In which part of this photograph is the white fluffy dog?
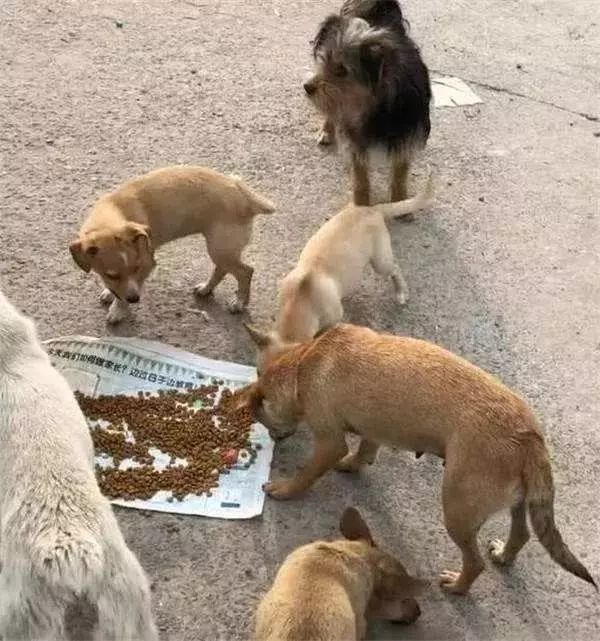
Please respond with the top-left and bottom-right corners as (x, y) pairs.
(0, 290), (157, 641)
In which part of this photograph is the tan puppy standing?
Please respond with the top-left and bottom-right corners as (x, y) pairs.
(240, 323), (596, 595)
(276, 176), (433, 342)
(70, 165), (275, 324)
(254, 507), (427, 641)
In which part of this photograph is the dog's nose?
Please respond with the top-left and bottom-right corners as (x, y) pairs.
(126, 294), (140, 303)
(303, 81), (316, 96)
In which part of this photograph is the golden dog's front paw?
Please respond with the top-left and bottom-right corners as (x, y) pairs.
(439, 571), (468, 595)
(263, 479), (302, 500)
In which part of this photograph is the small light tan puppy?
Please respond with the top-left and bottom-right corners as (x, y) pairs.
(254, 507), (427, 641)
(276, 176), (433, 342)
(239, 323), (596, 595)
(70, 165), (275, 324)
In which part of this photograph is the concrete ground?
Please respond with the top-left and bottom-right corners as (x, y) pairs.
(1, 0), (599, 639)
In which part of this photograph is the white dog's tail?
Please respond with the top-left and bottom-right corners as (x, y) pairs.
(32, 526), (106, 594)
(368, 172), (434, 220)
(30, 525), (157, 640)
(232, 176), (276, 215)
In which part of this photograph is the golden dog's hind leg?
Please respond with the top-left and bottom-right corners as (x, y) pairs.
(488, 500), (530, 565)
(440, 465), (486, 594)
(439, 522), (485, 595)
(336, 438), (379, 473)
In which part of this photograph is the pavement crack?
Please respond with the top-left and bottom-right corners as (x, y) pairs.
(431, 69), (598, 122)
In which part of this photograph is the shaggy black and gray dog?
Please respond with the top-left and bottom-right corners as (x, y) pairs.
(304, 0), (431, 206)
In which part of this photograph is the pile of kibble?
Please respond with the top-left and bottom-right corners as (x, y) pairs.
(75, 384), (257, 501)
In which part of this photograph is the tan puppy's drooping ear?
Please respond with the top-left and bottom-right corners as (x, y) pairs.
(243, 322), (272, 348)
(340, 507), (374, 545)
(69, 240), (97, 273)
(124, 222), (153, 254)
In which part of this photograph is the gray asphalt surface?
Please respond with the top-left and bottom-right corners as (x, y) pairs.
(1, 1), (599, 639)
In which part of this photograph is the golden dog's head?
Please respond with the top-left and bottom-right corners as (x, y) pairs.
(237, 324), (305, 440)
(70, 222), (155, 303)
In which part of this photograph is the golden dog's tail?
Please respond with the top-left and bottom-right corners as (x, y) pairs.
(232, 176), (276, 216)
(368, 171), (434, 220)
(524, 436), (597, 588)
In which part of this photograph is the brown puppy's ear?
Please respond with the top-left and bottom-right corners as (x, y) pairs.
(69, 240), (97, 273)
(340, 507), (374, 545)
(367, 572), (428, 621)
(243, 323), (272, 348)
(378, 573), (429, 599)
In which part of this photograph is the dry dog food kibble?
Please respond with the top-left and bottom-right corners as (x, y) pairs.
(75, 385), (255, 501)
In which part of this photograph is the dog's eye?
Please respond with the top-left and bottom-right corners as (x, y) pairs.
(333, 64), (348, 78)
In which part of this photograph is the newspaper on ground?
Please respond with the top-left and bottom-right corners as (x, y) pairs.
(432, 76), (483, 107)
(44, 335), (273, 520)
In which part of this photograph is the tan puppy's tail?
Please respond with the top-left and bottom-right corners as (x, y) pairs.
(524, 437), (597, 589)
(369, 171), (434, 219)
(232, 176), (276, 215)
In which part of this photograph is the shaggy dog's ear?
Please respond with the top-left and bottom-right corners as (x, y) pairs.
(312, 14), (343, 57)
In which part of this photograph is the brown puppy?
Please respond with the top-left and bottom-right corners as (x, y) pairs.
(70, 166), (275, 324)
(254, 507), (427, 641)
(240, 323), (596, 595)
